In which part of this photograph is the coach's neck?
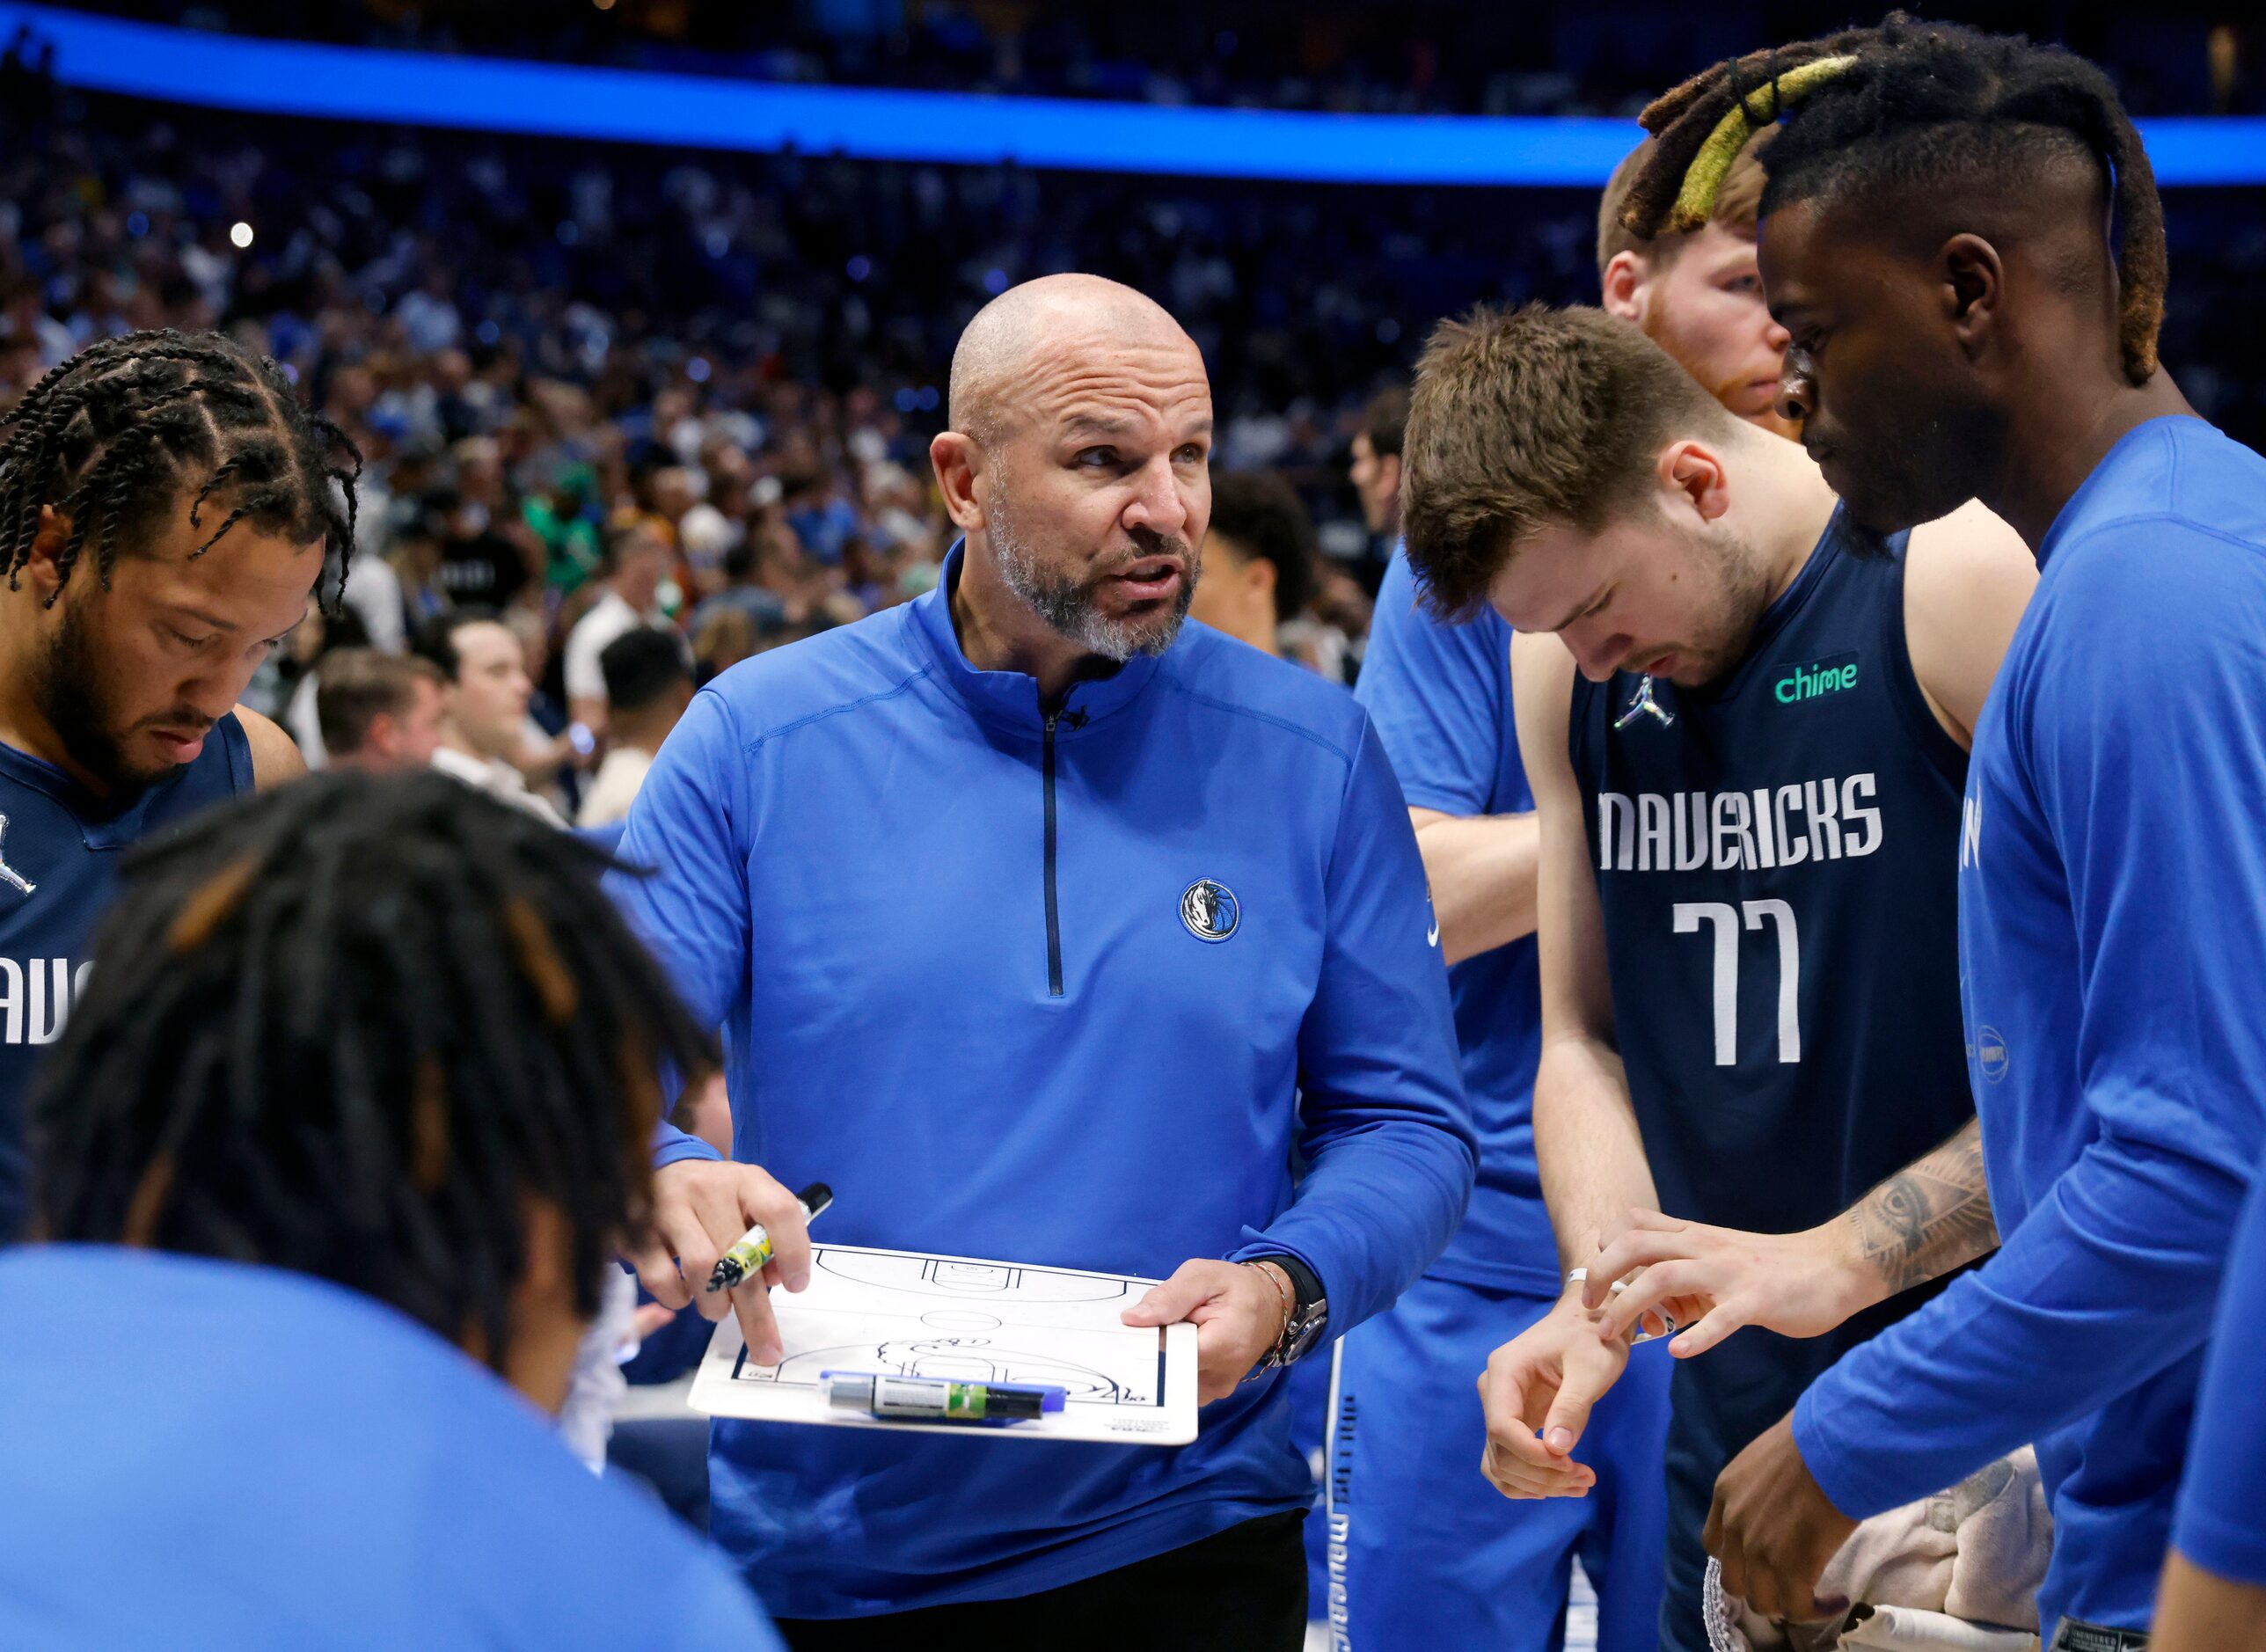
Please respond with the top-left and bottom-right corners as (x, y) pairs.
(951, 534), (1113, 709)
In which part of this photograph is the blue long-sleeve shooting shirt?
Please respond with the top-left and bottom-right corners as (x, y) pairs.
(1794, 418), (2266, 1633)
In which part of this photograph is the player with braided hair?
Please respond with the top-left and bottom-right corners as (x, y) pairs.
(1619, 13), (2168, 534)
(0, 769), (782, 1648)
(0, 326), (360, 1239)
(1614, 19), (2266, 1648)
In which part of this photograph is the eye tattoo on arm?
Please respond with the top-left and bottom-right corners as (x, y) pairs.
(1847, 1117), (1999, 1297)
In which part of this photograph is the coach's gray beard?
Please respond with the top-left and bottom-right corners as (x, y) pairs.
(989, 479), (1198, 663)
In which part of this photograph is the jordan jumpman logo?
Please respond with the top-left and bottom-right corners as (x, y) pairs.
(0, 814), (35, 897)
(1612, 676), (1675, 731)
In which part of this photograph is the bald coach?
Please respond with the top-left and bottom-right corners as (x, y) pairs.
(609, 273), (1474, 1648)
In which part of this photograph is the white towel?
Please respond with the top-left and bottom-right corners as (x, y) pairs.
(1707, 1449), (2051, 1652)
(1837, 1604), (2036, 1650)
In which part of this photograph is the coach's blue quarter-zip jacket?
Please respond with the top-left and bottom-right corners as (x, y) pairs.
(613, 545), (1474, 1619)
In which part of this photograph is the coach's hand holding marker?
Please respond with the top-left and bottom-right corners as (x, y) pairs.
(625, 1160), (819, 1367)
(710, 1183), (834, 1293)
(1121, 1259), (1297, 1407)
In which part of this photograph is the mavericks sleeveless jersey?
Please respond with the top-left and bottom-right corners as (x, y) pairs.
(1568, 508), (1976, 1634)
(0, 716), (253, 1239)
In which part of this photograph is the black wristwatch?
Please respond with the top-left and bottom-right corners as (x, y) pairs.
(1246, 1253), (1329, 1374)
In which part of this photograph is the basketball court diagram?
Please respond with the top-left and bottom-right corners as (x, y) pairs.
(691, 1242), (1199, 1444)
(734, 1327), (1151, 1405)
(727, 1246), (1159, 1406)
(813, 1249), (1139, 1305)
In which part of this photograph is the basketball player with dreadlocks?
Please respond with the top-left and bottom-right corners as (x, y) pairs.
(0, 328), (359, 1241)
(1615, 19), (2266, 1644)
(0, 771), (782, 1647)
(1400, 295), (2036, 1645)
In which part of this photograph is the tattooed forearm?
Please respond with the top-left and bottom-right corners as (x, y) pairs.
(1846, 1118), (1999, 1297)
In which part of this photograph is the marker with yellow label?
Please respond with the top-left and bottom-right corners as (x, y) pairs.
(705, 1182), (832, 1293)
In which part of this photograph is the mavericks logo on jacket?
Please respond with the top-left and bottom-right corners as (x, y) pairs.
(1181, 880), (1239, 942)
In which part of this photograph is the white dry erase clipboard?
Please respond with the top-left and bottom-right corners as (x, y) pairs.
(688, 1242), (1201, 1445)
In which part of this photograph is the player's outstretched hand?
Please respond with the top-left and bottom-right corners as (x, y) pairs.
(1705, 1410), (1857, 1623)
(1477, 1287), (1629, 1501)
(625, 1159), (814, 1368)
(1582, 1209), (1872, 1356)
(1122, 1260), (1292, 1406)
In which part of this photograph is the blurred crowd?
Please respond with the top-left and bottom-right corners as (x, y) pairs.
(82, 0), (2266, 119)
(0, 78), (1423, 823)
(4, 22), (2265, 823)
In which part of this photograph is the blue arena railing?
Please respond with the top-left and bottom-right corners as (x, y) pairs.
(2, 3), (2262, 186)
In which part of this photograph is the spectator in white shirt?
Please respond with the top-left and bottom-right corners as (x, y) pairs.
(564, 522), (672, 738)
(414, 609), (565, 827)
(576, 627), (693, 829)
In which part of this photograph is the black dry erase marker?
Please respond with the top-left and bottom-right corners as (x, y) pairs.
(706, 1182), (832, 1293)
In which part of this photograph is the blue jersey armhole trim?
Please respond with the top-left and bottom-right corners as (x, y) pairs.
(1738, 505), (1850, 665)
(220, 712), (255, 795)
(1565, 673), (1599, 805)
(1877, 538), (1970, 796)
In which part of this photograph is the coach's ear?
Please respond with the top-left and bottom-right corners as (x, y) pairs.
(1657, 438), (1733, 528)
(930, 431), (989, 534)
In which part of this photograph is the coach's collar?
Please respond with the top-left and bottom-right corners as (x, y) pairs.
(910, 544), (1163, 736)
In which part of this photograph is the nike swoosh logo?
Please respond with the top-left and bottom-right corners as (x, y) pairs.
(1427, 920), (1441, 948)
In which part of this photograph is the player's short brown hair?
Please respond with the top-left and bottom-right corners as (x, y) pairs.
(1401, 303), (1736, 618)
(316, 647), (445, 756)
(1595, 130), (1772, 275)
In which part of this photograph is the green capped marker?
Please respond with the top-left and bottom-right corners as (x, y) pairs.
(819, 1372), (1067, 1424)
(706, 1182), (831, 1293)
